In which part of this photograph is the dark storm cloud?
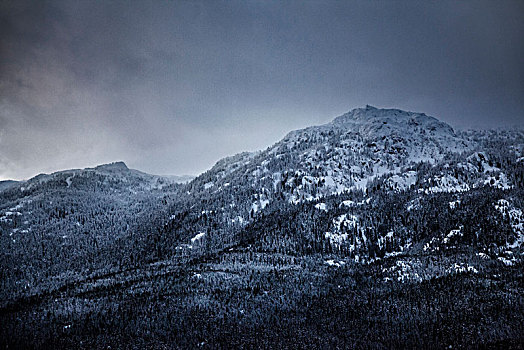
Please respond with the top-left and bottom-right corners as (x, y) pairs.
(1, 0), (523, 180)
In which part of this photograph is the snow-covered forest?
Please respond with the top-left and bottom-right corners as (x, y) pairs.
(1, 107), (523, 348)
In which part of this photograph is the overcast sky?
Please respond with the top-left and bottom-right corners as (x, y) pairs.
(1, 0), (523, 180)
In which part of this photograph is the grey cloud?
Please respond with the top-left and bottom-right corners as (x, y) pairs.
(0, 0), (522, 180)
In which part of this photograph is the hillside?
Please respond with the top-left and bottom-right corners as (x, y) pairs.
(160, 107), (523, 260)
(1, 107), (523, 349)
(0, 162), (186, 304)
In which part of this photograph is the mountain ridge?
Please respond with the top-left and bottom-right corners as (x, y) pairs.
(1, 106), (523, 349)
(0, 106), (476, 187)
(188, 106), (474, 207)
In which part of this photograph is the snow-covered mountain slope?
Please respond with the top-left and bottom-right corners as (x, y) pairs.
(188, 106), (473, 207)
(0, 161), (187, 235)
(0, 180), (18, 192)
(2, 106), (523, 330)
(271, 105), (470, 193)
(0, 162), (185, 279)
(164, 107), (523, 262)
(4, 161), (189, 195)
(2, 107), (522, 275)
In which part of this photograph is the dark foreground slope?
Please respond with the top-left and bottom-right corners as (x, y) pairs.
(1, 108), (524, 349)
(1, 250), (522, 349)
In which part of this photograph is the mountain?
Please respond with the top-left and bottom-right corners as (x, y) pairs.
(164, 107), (522, 258)
(0, 161), (187, 302)
(1, 107), (523, 349)
(162, 174), (195, 184)
(191, 105), (471, 199)
(0, 180), (18, 192)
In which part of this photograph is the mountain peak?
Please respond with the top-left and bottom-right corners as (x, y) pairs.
(280, 107), (459, 151)
(95, 161), (129, 172)
(329, 106), (457, 136)
(333, 106), (433, 124)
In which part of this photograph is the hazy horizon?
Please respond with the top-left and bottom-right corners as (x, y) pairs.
(2, 104), (522, 182)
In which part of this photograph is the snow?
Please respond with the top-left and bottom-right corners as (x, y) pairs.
(325, 259), (346, 267)
(204, 182), (214, 189)
(383, 258), (479, 284)
(340, 198), (370, 208)
(324, 214), (360, 246)
(466, 152), (500, 173)
(497, 256), (516, 266)
(494, 199), (524, 248)
(232, 216), (245, 225)
(323, 175), (336, 189)
(447, 263), (478, 274)
(419, 174), (470, 194)
(385, 171), (417, 192)
(315, 203), (327, 211)
(248, 197), (271, 214)
(191, 232), (206, 244)
(260, 199), (270, 210)
(483, 172), (512, 190)
(423, 227), (464, 251)
(0, 207), (23, 223)
(443, 227), (463, 244)
(254, 106), (472, 205)
(449, 200), (461, 209)
(333, 214), (358, 231)
(325, 231), (348, 245)
(383, 260), (423, 283)
(9, 203), (24, 211)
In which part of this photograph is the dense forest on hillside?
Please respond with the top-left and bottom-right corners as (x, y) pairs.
(1, 109), (523, 348)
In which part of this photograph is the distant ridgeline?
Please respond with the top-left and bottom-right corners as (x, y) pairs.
(1, 107), (523, 348)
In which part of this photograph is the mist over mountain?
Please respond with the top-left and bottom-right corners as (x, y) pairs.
(1, 107), (523, 348)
